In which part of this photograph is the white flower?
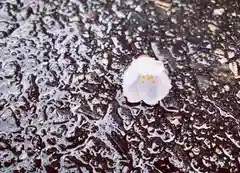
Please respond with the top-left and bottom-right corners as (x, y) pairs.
(122, 55), (172, 105)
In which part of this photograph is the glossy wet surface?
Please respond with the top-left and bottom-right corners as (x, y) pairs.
(0, 0), (240, 172)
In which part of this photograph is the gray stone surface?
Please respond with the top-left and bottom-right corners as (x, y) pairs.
(0, 0), (240, 172)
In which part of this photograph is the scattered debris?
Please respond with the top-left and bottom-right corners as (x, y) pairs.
(154, 0), (171, 8)
(166, 115), (181, 126)
(151, 42), (164, 61)
(229, 62), (238, 77)
(236, 91), (240, 98)
(213, 61), (240, 80)
(214, 48), (227, 64)
(212, 64), (234, 82)
(196, 75), (212, 91)
(215, 147), (222, 154)
(213, 8), (225, 16)
(208, 23), (218, 33)
(214, 48), (224, 57)
(227, 51), (235, 59)
(229, 62), (240, 79)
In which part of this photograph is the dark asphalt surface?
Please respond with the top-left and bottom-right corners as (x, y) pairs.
(0, 0), (240, 172)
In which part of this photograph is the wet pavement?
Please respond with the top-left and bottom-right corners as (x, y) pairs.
(0, 0), (240, 172)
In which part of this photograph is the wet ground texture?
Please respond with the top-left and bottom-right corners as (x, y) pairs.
(1, 0), (240, 172)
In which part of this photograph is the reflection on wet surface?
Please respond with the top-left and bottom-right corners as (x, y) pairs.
(0, 0), (240, 172)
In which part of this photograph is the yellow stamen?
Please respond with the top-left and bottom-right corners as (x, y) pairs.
(142, 80), (144, 83)
(142, 75), (145, 78)
(152, 80), (155, 83)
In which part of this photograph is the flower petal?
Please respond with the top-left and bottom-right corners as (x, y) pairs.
(154, 71), (172, 100)
(123, 76), (141, 103)
(143, 94), (160, 105)
(136, 75), (158, 104)
(134, 55), (165, 75)
(122, 62), (138, 88)
(122, 55), (171, 105)
(136, 71), (172, 105)
(139, 84), (160, 105)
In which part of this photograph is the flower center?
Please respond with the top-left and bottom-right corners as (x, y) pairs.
(141, 75), (156, 84)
